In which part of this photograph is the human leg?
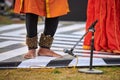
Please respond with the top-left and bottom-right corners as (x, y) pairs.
(24, 13), (38, 59)
(38, 17), (61, 57)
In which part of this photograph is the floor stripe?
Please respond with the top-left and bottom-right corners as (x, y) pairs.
(1, 24), (44, 35)
(0, 62), (21, 67)
(0, 27), (25, 34)
(55, 37), (80, 41)
(52, 44), (82, 49)
(2, 29), (26, 35)
(47, 59), (73, 67)
(18, 56), (57, 68)
(0, 24), (25, 32)
(0, 41), (21, 48)
(0, 39), (8, 42)
(0, 43), (25, 53)
(74, 53), (120, 58)
(55, 34), (83, 38)
(103, 58), (120, 64)
(69, 57), (106, 67)
(53, 40), (83, 46)
(0, 36), (25, 41)
(56, 24), (85, 33)
(0, 34), (25, 38)
(0, 47), (27, 61)
(73, 30), (86, 35)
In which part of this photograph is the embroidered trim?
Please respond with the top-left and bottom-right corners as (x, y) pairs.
(45, 0), (50, 17)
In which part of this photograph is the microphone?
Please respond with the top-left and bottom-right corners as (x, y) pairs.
(64, 48), (76, 57)
(88, 20), (98, 30)
(64, 48), (70, 53)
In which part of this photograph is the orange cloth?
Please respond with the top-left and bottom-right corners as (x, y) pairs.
(83, 0), (120, 53)
(14, 0), (69, 18)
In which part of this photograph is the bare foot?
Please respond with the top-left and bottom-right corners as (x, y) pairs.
(37, 48), (62, 57)
(24, 49), (36, 59)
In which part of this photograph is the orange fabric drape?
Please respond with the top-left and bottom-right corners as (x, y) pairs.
(83, 0), (120, 53)
(14, 0), (69, 18)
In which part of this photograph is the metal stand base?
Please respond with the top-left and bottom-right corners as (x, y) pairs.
(78, 68), (103, 74)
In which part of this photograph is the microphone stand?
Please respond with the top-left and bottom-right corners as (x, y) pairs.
(78, 21), (103, 74)
(64, 20), (103, 74)
(64, 20), (98, 57)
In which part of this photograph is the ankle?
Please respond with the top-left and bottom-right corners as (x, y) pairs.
(24, 49), (36, 59)
(28, 49), (36, 54)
